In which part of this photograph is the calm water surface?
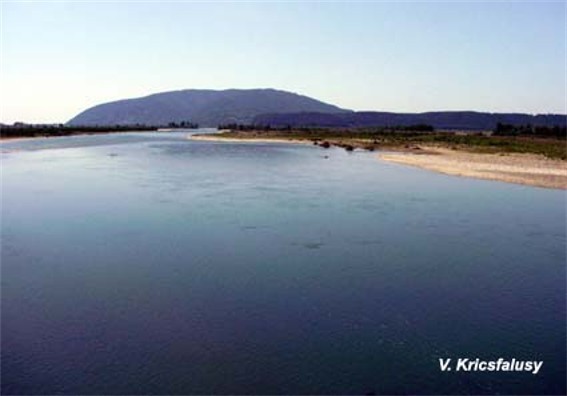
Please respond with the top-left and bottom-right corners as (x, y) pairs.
(1, 131), (565, 394)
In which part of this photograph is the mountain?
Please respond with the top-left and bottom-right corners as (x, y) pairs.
(67, 89), (350, 127)
(253, 111), (566, 130)
(68, 88), (566, 130)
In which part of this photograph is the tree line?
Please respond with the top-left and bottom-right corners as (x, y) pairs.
(217, 123), (435, 132)
(1, 121), (199, 138)
(167, 121), (199, 129)
(493, 123), (566, 139)
(0, 124), (158, 138)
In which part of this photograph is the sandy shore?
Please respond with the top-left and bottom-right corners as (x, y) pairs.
(0, 137), (37, 143)
(379, 147), (567, 190)
(192, 134), (567, 189)
(189, 134), (311, 145)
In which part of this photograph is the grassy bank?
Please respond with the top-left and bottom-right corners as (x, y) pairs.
(0, 125), (159, 140)
(202, 128), (567, 160)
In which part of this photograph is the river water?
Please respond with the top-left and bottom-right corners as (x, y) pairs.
(1, 131), (565, 394)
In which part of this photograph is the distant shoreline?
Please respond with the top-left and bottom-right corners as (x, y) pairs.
(189, 134), (311, 145)
(3, 130), (565, 189)
(0, 132), (135, 143)
(0, 126), (161, 141)
(190, 131), (567, 190)
(0, 136), (36, 143)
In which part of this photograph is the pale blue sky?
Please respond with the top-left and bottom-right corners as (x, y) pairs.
(1, 1), (565, 123)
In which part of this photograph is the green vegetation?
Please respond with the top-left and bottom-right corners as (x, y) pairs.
(217, 123), (435, 132)
(494, 123), (566, 138)
(209, 126), (567, 160)
(0, 124), (158, 139)
(415, 133), (566, 160)
(167, 121), (199, 129)
(0, 122), (195, 139)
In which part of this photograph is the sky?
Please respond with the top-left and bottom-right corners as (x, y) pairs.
(0, 1), (565, 123)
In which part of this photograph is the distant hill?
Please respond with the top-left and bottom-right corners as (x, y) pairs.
(67, 89), (349, 127)
(68, 88), (566, 130)
(253, 111), (566, 130)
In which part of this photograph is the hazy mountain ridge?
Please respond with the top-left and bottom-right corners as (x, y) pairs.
(68, 88), (566, 130)
(253, 111), (567, 130)
(67, 89), (349, 127)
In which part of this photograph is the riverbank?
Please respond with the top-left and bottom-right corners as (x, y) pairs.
(0, 126), (160, 141)
(0, 137), (35, 143)
(189, 134), (311, 145)
(191, 131), (567, 189)
(380, 147), (567, 190)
